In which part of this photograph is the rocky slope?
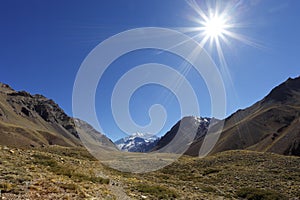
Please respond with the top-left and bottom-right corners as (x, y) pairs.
(152, 116), (213, 152)
(0, 82), (117, 150)
(184, 76), (300, 156)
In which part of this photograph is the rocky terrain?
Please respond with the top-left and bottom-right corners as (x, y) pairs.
(0, 145), (299, 199)
(0, 83), (116, 150)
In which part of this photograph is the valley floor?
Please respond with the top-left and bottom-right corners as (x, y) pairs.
(0, 145), (299, 199)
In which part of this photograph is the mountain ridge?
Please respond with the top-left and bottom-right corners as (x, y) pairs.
(0, 82), (117, 150)
(1, 76), (300, 157)
(183, 76), (300, 156)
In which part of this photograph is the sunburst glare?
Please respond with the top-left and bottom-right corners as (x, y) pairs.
(180, 0), (263, 93)
(203, 14), (227, 39)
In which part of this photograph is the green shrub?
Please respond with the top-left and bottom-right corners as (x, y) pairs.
(236, 187), (287, 200)
(60, 183), (78, 191)
(73, 173), (109, 184)
(201, 185), (216, 193)
(32, 154), (58, 168)
(202, 168), (220, 175)
(134, 183), (177, 199)
(0, 182), (13, 193)
(37, 146), (96, 161)
(32, 154), (109, 184)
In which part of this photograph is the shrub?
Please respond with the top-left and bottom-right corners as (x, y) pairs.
(201, 185), (216, 193)
(60, 183), (78, 191)
(32, 154), (58, 168)
(32, 154), (109, 184)
(134, 183), (178, 199)
(0, 182), (13, 193)
(73, 173), (109, 184)
(236, 187), (288, 200)
(37, 146), (96, 161)
(202, 168), (220, 176)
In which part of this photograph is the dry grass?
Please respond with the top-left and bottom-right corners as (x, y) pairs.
(0, 145), (299, 199)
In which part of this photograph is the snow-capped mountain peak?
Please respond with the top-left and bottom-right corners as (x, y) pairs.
(114, 132), (159, 152)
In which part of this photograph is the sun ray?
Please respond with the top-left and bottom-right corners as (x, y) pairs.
(200, 34), (210, 48)
(222, 30), (265, 49)
(184, 0), (264, 53)
(179, 0), (265, 90)
(186, 0), (210, 23)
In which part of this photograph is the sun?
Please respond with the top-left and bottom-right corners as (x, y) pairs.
(203, 14), (227, 39)
(181, 0), (262, 94)
(185, 0), (260, 53)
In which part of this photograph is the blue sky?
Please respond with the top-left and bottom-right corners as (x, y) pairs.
(1, 0), (300, 141)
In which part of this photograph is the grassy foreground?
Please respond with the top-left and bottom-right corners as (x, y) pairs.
(0, 145), (299, 199)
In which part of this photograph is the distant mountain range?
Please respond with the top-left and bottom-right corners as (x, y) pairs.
(0, 76), (299, 157)
(115, 132), (159, 152)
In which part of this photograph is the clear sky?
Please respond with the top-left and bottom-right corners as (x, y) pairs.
(1, 0), (300, 141)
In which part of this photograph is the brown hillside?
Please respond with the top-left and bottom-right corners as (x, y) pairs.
(185, 76), (300, 156)
(0, 83), (117, 150)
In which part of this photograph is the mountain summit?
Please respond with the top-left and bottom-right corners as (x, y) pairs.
(115, 132), (159, 152)
(152, 116), (212, 153)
